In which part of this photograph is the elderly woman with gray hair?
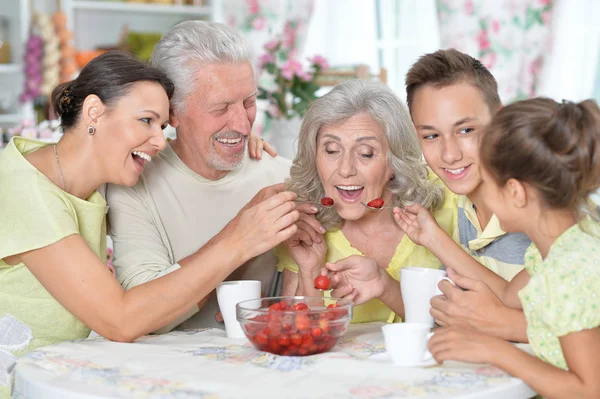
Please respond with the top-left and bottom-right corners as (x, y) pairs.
(278, 80), (458, 323)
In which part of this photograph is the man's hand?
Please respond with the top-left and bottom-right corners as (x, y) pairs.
(225, 191), (299, 263)
(430, 268), (527, 341)
(242, 183), (286, 211)
(324, 255), (386, 305)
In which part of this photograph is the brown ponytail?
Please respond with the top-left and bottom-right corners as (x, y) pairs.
(481, 97), (600, 217)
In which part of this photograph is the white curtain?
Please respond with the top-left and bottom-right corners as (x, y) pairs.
(301, 0), (378, 72)
(537, 0), (600, 102)
(301, 0), (440, 99)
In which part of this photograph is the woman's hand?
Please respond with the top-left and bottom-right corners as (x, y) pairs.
(324, 255), (387, 305)
(428, 326), (507, 365)
(248, 134), (277, 159)
(283, 208), (327, 276)
(393, 204), (443, 247)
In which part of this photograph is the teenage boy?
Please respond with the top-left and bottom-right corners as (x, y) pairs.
(402, 49), (530, 342)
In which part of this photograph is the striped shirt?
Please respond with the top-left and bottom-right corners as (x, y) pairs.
(452, 195), (530, 281)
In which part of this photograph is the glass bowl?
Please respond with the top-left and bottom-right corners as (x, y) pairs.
(236, 296), (353, 356)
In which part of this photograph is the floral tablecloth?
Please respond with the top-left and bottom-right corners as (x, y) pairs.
(12, 323), (535, 399)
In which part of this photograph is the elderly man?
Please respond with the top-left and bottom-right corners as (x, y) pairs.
(107, 21), (314, 332)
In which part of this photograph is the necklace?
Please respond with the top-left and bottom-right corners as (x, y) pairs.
(53, 143), (66, 191)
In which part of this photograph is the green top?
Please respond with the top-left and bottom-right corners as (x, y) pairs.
(0, 137), (107, 395)
(519, 221), (600, 370)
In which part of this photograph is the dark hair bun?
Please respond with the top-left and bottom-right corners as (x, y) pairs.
(49, 51), (174, 130)
(481, 97), (600, 214)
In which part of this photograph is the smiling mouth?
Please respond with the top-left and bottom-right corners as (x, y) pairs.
(336, 185), (364, 200)
(215, 137), (243, 146)
(442, 164), (472, 176)
(131, 150), (151, 169)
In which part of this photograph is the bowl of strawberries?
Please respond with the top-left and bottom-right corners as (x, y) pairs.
(236, 296), (353, 356)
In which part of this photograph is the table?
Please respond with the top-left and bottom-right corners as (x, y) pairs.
(12, 324), (536, 399)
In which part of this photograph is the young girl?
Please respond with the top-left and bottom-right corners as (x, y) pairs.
(427, 98), (600, 398)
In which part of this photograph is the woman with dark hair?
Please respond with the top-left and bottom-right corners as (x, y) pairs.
(0, 51), (298, 393)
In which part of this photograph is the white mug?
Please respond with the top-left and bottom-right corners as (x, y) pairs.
(401, 267), (450, 326)
(381, 322), (434, 367)
(216, 280), (261, 339)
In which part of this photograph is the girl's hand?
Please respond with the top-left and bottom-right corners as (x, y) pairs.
(248, 134), (277, 159)
(428, 326), (506, 364)
(393, 204), (442, 247)
(324, 255), (386, 305)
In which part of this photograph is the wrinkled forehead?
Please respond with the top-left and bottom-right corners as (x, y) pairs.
(191, 62), (257, 102)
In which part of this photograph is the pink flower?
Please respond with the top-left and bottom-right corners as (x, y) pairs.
(308, 55), (329, 71)
(281, 58), (303, 80)
(539, 0), (551, 5)
(477, 30), (490, 51)
(247, 0), (260, 15)
(464, 0), (474, 15)
(480, 52), (497, 69)
(541, 10), (552, 25)
(491, 20), (501, 34)
(257, 53), (275, 69)
(263, 39), (281, 53)
(251, 16), (265, 31)
(298, 72), (313, 82)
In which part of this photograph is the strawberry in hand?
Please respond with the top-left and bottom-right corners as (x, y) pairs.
(314, 275), (331, 290)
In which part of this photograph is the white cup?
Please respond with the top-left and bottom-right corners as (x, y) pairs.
(216, 280), (261, 339)
(382, 322), (434, 367)
(401, 267), (451, 326)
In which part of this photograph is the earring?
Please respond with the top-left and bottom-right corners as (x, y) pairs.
(87, 125), (96, 135)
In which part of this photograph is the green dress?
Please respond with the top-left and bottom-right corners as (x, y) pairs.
(519, 221), (600, 370)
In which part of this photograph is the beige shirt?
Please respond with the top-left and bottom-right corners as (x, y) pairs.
(106, 143), (291, 332)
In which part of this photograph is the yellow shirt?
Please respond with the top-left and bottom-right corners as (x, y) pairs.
(277, 180), (457, 324)
(453, 195), (529, 281)
(0, 137), (107, 396)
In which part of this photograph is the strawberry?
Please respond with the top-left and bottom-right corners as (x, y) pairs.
(292, 302), (309, 311)
(320, 197), (334, 206)
(367, 198), (384, 208)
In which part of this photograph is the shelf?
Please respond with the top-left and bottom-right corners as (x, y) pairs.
(0, 64), (22, 74)
(71, 1), (211, 16)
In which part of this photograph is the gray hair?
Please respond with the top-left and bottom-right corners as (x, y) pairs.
(288, 80), (444, 230)
(150, 20), (252, 113)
